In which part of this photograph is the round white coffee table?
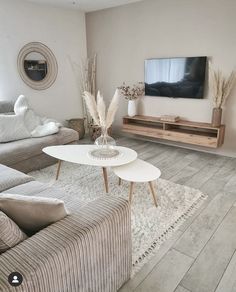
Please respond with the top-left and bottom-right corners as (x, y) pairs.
(43, 145), (137, 193)
(112, 159), (161, 207)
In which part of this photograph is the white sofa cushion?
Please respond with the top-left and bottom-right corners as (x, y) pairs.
(0, 114), (30, 143)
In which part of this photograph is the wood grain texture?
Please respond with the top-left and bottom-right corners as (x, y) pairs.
(181, 208), (236, 292)
(122, 115), (225, 148)
(135, 250), (193, 292)
(215, 249), (236, 292)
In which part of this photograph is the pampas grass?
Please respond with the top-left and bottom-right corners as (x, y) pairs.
(83, 89), (119, 129)
(106, 89), (119, 128)
(97, 91), (106, 128)
(83, 91), (100, 126)
(209, 65), (236, 108)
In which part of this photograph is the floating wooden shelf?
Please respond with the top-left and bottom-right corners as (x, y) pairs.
(122, 115), (225, 148)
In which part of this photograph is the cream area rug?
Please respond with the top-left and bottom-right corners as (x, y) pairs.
(30, 162), (207, 276)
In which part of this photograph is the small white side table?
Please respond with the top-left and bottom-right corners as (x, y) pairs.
(112, 159), (161, 207)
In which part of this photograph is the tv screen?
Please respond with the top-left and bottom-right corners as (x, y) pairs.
(145, 56), (207, 98)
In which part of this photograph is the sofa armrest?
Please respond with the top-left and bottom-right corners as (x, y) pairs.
(0, 196), (131, 292)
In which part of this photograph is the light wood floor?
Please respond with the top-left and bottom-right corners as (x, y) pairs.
(115, 136), (236, 292)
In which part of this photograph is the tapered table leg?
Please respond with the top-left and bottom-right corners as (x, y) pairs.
(148, 181), (158, 207)
(118, 177), (122, 186)
(102, 167), (109, 193)
(56, 160), (62, 180)
(129, 182), (134, 203)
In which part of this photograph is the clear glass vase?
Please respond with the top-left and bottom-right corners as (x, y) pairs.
(94, 127), (118, 158)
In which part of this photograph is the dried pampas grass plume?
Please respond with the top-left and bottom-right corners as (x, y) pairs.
(97, 91), (106, 128)
(83, 89), (119, 129)
(209, 64), (236, 108)
(106, 89), (119, 128)
(83, 91), (100, 126)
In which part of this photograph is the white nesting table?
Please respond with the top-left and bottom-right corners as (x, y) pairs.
(43, 145), (137, 193)
(112, 159), (161, 207)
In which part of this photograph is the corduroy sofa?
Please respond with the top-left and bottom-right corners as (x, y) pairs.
(0, 100), (79, 173)
(0, 164), (131, 292)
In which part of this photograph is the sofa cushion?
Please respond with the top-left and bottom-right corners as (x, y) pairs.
(0, 193), (69, 233)
(0, 164), (34, 192)
(0, 127), (78, 166)
(0, 114), (30, 143)
(0, 211), (27, 254)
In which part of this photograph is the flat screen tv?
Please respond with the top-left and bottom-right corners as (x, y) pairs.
(145, 56), (207, 98)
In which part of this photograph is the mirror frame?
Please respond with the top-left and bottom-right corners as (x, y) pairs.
(17, 42), (58, 90)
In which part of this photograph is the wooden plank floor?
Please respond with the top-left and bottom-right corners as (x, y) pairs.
(115, 137), (236, 292)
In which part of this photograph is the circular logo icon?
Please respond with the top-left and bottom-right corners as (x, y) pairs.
(8, 272), (23, 287)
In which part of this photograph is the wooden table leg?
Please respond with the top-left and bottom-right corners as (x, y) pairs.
(148, 181), (158, 207)
(102, 167), (109, 193)
(56, 160), (62, 180)
(118, 177), (122, 186)
(129, 182), (134, 203)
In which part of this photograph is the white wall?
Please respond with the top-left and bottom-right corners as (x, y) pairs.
(86, 0), (236, 157)
(0, 0), (87, 122)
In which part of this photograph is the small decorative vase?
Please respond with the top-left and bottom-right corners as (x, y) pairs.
(93, 127), (118, 158)
(128, 100), (137, 117)
(67, 118), (85, 139)
(89, 125), (112, 141)
(211, 107), (222, 127)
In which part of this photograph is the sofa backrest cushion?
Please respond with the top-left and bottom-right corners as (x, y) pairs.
(0, 194), (69, 234)
(0, 164), (34, 192)
(0, 211), (27, 254)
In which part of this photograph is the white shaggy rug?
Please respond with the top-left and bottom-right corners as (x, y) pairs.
(30, 162), (207, 275)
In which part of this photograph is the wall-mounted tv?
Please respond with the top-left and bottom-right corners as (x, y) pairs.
(145, 56), (207, 98)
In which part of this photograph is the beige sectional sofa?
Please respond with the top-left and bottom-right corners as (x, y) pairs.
(0, 164), (131, 291)
(0, 100), (79, 173)
(0, 127), (78, 173)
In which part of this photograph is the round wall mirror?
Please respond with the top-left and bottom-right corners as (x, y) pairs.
(17, 42), (58, 90)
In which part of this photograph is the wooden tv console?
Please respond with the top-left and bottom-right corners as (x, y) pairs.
(122, 115), (225, 148)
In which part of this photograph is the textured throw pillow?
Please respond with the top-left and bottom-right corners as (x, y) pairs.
(0, 114), (30, 143)
(0, 211), (27, 254)
(0, 194), (69, 233)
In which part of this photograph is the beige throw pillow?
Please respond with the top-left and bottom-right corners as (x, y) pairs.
(0, 194), (69, 233)
(0, 211), (27, 254)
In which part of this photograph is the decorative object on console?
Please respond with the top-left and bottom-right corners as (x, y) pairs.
(209, 66), (236, 127)
(160, 115), (180, 122)
(67, 118), (85, 139)
(118, 82), (144, 117)
(17, 42), (58, 90)
(128, 100), (137, 117)
(83, 90), (119, 158)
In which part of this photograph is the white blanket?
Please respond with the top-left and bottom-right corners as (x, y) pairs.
(0, 95), (61, 143)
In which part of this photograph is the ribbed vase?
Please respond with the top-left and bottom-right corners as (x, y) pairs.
(211, 107), (222, 127)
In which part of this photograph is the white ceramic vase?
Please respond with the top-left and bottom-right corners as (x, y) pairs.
(128, 100), (137, 117)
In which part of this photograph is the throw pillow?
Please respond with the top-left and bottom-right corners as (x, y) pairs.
(0, 113), (30, 143)
(0, 194), (69, 233)
(0, 211), (27, 254)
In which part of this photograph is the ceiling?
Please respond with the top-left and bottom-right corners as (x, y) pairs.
(25, 0), (143, 12)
